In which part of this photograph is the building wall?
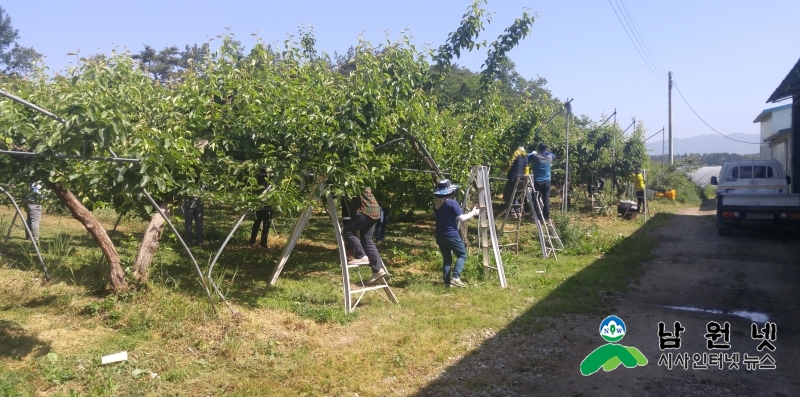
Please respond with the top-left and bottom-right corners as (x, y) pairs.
(760, 117), (772, 159)
(772, 140), (789, 174)
(773, 107), (792, 133)
(759, 106), (792, 163)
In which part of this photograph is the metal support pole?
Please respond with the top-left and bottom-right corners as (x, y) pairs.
(207, 187), (271, 307)
(0, 186), (49, 280)
(268, 180), (326, 287)
(0, 90), (66, 124)
(668, 71), (673, 164)
(3, 212), (18, 254)
(643, 169), (649, 222)
(112, 211), (125, 232)
(0, 149), (141, 163)
(141, 190), (217, 316)
(206, 209), (249, 309)
(562, 99), (573, 213)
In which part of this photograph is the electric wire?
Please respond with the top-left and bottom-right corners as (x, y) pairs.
(607, 0), (665, 84)
(672, 81), (764, 145)
(614, 0), (662, 76)
(618, 0), (667, 76)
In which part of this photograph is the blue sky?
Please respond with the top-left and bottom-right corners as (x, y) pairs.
(5, 0), (800, 143)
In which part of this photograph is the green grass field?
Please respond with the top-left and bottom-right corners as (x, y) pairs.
(0, 198), (681, 396)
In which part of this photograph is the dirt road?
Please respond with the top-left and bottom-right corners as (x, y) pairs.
(416, 206), (799, 396)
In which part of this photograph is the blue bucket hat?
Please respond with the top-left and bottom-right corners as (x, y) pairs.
(433, 179), (459, 197)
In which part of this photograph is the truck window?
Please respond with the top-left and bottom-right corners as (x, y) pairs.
(768, 167), (774, 178)
(753, 166), (766, 178)
(732, 167), (739, 178)
(739, 166), (753, 178)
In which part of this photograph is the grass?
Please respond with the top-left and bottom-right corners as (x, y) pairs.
(0, 198), (686, 396)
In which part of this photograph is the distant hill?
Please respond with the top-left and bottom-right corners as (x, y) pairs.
(646, 133), (761, 156)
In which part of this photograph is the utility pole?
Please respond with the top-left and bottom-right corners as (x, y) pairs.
(561, 98), (575, 214)
(668, 71), (673, 164)
(662, 125), (665, 167)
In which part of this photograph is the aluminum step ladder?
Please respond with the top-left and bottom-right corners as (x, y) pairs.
(498, 174), (563, 259)
(462, 166), (507, 288)
(267, 181), (398, 313)
(497, 174), (533, 254)
(326, 194), (398, 313)
(532, 186), (564, 259)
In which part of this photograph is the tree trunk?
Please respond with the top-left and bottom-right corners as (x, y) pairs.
(133, 203), (170, 284)
(45, 181), (127, 292)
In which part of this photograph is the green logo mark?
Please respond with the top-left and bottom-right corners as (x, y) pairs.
(580, 315), (648, 376)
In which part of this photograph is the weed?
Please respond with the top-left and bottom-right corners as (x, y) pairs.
(38, 353), (75, 386)
(207, 256), (240, 298)
(0, 364), (33, 397)
(702, 184), (717, 200)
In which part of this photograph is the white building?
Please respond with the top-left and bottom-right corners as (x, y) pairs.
(753, 103), (792, 174)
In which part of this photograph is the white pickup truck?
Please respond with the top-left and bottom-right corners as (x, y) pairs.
(710, 160), (800, 236)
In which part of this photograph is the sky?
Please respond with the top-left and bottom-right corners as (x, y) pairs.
(4, 0), (800, 144)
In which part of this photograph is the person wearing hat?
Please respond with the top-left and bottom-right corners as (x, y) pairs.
(528, 143), (555, 221)
(500, 146), (528, 218)
(433, 180), (479, 288)
(629, 168), (645, 212)
(343, 187), (386, 284)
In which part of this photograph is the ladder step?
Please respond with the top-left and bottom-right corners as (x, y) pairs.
(347, 264), (371, 269)
(350, 284), (391, 294)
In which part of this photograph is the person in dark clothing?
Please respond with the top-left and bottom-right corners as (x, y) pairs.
(250, 170), (273, 248)
(374, 205), (390, 243)
(501, 146), (527, 218)
(183, 196), (204, 246)
(528, 143), (556, 222)
(249, 206), (272, 248)
(342, 187), (385, 284)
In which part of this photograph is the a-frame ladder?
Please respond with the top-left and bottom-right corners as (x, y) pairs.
(326, 195), (398, 313)
(267, 184), (398, 313)
(462, 166), (507, 288)
(498, 174), (563, 259)
(497, 174), (534, 254)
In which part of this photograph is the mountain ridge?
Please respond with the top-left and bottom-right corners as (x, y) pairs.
(646, 133), (761, 155)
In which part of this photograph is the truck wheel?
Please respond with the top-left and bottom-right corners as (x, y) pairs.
(718, 228), (728, 236)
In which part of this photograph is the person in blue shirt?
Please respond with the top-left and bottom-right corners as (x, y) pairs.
(528, 143), (556, 221)
(433, 179), (479, 288)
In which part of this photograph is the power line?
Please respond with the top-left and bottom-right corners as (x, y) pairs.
(672, 80), (764, 145)
(614, 0), (662, 76)
(607, 0), (664, 84)
(618, 0), (667, 76)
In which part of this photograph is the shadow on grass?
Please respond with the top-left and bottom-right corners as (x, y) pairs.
(0, 320), (51, 360)
(412, 212), (672, 396)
